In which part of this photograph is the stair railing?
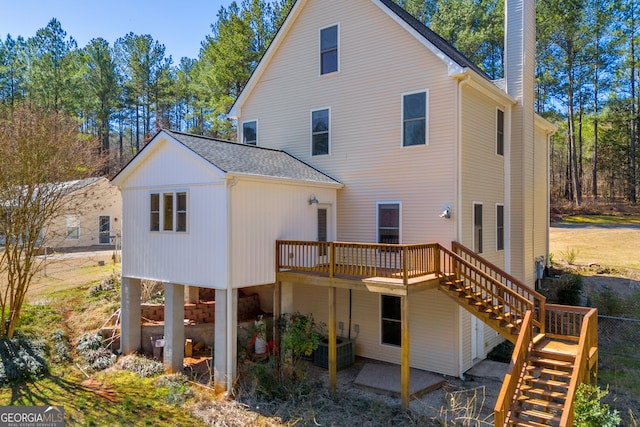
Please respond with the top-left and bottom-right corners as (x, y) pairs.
(558, 307), (598, 427)
(494, 310), (534, 427)
(452, 242), (546, 334)
(438, 245), (539, 334)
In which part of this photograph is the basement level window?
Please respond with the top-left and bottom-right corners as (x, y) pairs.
(381, 295), (401, 346)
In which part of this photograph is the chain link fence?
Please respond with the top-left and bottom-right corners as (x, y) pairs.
(597, 315), (640, 424)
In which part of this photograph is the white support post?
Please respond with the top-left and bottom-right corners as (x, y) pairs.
(164, 283), (185, 374)
(120, 277), (141, 354)
(214, 289), (227, 390)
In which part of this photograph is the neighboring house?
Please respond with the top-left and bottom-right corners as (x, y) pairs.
(44, 177), (121, 251)
(114, 0), (598, 424)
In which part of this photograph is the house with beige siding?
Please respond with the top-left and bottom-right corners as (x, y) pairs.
(40, 177), (121, 251)
(115, 0), (598, 424)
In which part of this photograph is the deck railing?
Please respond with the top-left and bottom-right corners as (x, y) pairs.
(494, 310), (534, 427)
(545, 304), (594, 341)
(558, 307), (598, 427)
(276, 240), (439, 280)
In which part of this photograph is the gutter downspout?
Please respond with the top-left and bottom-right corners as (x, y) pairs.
(456, 72), (471, 380)
(226, 176), (238, 392)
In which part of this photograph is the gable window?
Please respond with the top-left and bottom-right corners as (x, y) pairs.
(163, 193), (174, 231)
(320, 25), (338, 75)
(242, 120), (257, 145)
(150, 194), (160, 231)
(496, 204), (504, 251)
(381, 295), (401, 346)
(473, 202), (483, 253)
(311, 108), (330, 156)
(66, 214), (80, 240)
(151, 191), (188, 233)
(402, 91), (427, 146)
(378, 202), (400, 244)
(497, 108), (504, 155)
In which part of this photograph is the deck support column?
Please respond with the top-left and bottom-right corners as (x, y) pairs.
(401, 294), (410, 409)
(120, 277), (141, 354)
(214, 289), (227, 391)
(184, 285), (199, 304)
(274, 281), (282, 373)
(164, 282), (185, 374)
(328, 286), (337, 393)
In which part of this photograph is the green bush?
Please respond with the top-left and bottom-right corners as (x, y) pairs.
(49, 329), (71, 363)
(557, 273), (583, 306)
(76, 333), (114, 371)
(0, 336), (48, 385)
(591, 286), (624, 316)
(574, 383), (621, 426)
(486, 340), (514, 363)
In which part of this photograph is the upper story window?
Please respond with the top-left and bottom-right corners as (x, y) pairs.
(402, 91), (427, 146)
(151, 191), (187, 233)
(242, 120), (257, 145)
(320, 25), (338, 75)
(311, 108), (330, 156)
(497, 108), (504, 155)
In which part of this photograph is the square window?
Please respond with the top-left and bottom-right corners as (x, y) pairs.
(320, 25), (338, 75)
(243, 121), (257, 145)
(312, 108), (330, 155)
(403, 92), (427, 146)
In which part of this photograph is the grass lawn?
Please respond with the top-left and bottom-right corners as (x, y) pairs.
(550, 216), (640, 272)
(0, 257), (210, 427)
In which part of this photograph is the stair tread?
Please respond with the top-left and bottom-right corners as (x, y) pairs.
(529, 355), (575, 369)
(520, 384), (567, 400)
(524, 376), (570, 388)
(507, 416), (556, 427)
(526, 366), (573, 378)
(517, 395), (565, 410)
(514, 408), (562, 422)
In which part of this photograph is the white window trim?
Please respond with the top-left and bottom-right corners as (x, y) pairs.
(150, 190), (189, 234)
(472, 201), (483, 254)
(310, 107), (331, 156)
(401, 89), (429, 147)
(380, 294), (402, 348)
(496, 203), (504, 251)
(376, 201), (402, 244)
(319, 23), (340, 76)
(242, 119), (258, 145)
(496, 107), (504, 156)
(65, 214), (80, 240)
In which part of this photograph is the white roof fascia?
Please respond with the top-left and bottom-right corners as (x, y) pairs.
(452, 70), (517, 106)
(535, 114), (557, 134)
(111, 130), (227, 187)
(229, 0), (309, 119)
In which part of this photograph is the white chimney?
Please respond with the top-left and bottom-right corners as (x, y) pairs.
(505, 0), (536, 283)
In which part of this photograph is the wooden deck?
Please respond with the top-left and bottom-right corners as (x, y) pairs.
(276, 268), (441, 295)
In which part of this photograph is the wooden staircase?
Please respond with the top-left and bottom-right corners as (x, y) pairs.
(437, 243), (598, 427)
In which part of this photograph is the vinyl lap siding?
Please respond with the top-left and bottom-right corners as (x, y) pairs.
(230, 180), (337, 287)
(292, 284), (460, 376)
(239, 0), (457, 247)
(460, 85), (506, 268)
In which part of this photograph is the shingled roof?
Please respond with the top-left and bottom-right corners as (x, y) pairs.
(163, 130), (340, 185)
(377, 0), (490, 79)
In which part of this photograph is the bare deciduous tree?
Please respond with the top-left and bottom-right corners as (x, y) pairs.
(0, 103), (103, 338)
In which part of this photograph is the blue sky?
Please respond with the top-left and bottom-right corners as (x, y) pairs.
(0, 0), (234, 60)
